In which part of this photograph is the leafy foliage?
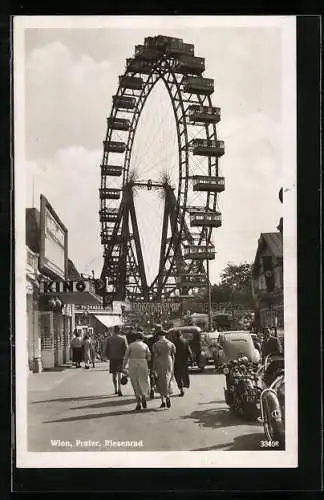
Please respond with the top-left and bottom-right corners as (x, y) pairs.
(220, 263), (252, 290)
(210, 262), (254, 305)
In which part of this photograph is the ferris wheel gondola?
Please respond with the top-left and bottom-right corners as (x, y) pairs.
(99, 35), (225, 302)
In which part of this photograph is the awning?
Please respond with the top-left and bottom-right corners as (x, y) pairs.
(94, 315), (123, 329)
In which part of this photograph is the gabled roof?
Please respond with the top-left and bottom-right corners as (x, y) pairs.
(252, 232), (283, 277)
(260, 232), (283, 258)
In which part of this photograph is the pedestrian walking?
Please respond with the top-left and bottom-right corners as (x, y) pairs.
(173, 331), (192, 397)
(145, 325), (160, 399)
(82, 334), (92, 369)
(152, 329), (176, 408)
(122, 332), (151, 411)
(104, 325), (128, 396)
(89, 335), (97, 368)
(71, 330), (83, 368)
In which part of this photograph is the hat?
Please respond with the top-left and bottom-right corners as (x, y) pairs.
(135, 331), (145, 340)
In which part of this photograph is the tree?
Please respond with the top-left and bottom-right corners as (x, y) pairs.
(220, 263), (252, 291)
(210, 262), (254, 306)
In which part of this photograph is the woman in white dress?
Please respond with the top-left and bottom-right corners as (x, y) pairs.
(153, 332), (176, 408)
(122, 332), (151, 411)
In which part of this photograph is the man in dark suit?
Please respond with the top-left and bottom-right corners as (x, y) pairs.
(105, 325), (128, 396)
(145, 325), (162, 399)
(261, 328), (281, 361)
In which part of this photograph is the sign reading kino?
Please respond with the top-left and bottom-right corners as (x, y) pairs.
(40, 280), (95, 294)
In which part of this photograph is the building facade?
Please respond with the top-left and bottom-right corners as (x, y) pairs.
(26, 203), (76, 371)
(26, 246), (42, 372)
(252, 232), (284, 331)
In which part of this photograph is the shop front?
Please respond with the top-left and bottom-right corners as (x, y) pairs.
(26, 195), (102, 371)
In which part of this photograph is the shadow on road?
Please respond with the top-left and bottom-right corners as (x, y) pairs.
(71, 397), (136, 410)
(181, 407), (262, 429)
(42, 365), (74, 372)
(199, 400), (226, 405)
(43, 407), (159, 423)
(190, 369), (220, 376)
(32, 395), (115, 404)
(191, 432), (266, 451)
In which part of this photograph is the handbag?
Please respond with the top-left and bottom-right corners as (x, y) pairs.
(120, 374), (128, 385)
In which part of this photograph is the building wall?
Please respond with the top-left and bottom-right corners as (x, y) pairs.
(26, 288), (34, 371)
(26, 247), (42, 372)
(26, 205), (78, 370)
(252, 237), (284, 332)
(253, 248), (283, 294)
(40, 311), (54, 369)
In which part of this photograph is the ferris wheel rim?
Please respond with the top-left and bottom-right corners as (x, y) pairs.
(100, 38), (221, 301)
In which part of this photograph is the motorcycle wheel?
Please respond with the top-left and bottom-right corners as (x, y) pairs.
(262, 392), (285, 448)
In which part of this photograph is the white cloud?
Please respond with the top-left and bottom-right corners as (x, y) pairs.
(25, 41), (113, 159)
(26, 146), (104, 276)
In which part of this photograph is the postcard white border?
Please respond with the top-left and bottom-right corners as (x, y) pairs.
(14, 15), (297, 468)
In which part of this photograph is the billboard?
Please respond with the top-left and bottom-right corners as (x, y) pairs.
(39, 195), (68, 280)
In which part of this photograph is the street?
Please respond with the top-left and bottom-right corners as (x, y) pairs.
(28, 362), (266, 452)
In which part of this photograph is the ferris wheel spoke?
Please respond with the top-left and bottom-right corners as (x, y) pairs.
(100, 36), (224, 300)
(131, 96), (166, 177)
(135, 100), (174, 176)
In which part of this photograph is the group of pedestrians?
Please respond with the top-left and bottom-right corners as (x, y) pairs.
(71, 330), (96, 369)
(104, 324), (192, 411)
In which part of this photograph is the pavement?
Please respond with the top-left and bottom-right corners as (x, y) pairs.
(28, 362), (266, 452)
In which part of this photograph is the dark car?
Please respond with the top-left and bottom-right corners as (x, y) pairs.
(166, 326), (207, 372)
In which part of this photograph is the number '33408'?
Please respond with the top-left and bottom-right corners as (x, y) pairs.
(260, 440), (280, 448)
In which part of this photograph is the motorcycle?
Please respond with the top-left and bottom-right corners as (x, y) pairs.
(223, 356), (261, 421)
(258, 354), (285, 447)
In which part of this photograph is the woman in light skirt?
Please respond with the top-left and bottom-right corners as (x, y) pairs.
(153, 332), (176, 408)
(122, 332), (151, 411)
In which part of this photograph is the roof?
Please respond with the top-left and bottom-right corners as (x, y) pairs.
(260, 233), (283, 258)
(252, 232), (283, 276)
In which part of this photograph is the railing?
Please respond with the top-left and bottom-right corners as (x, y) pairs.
(188, 104), (220, 115)
(192, 139), (225, 148)
(183, 77), (214, 87)
(192, 176), (225, 185)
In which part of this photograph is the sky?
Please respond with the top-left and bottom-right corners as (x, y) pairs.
(23, 17), (286, 285)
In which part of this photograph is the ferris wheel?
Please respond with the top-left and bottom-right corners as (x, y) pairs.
(99, 35), (225, 303)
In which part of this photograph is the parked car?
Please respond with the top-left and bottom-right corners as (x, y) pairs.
(217, 331), (261, 365)
(200, 331), (223, 370)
